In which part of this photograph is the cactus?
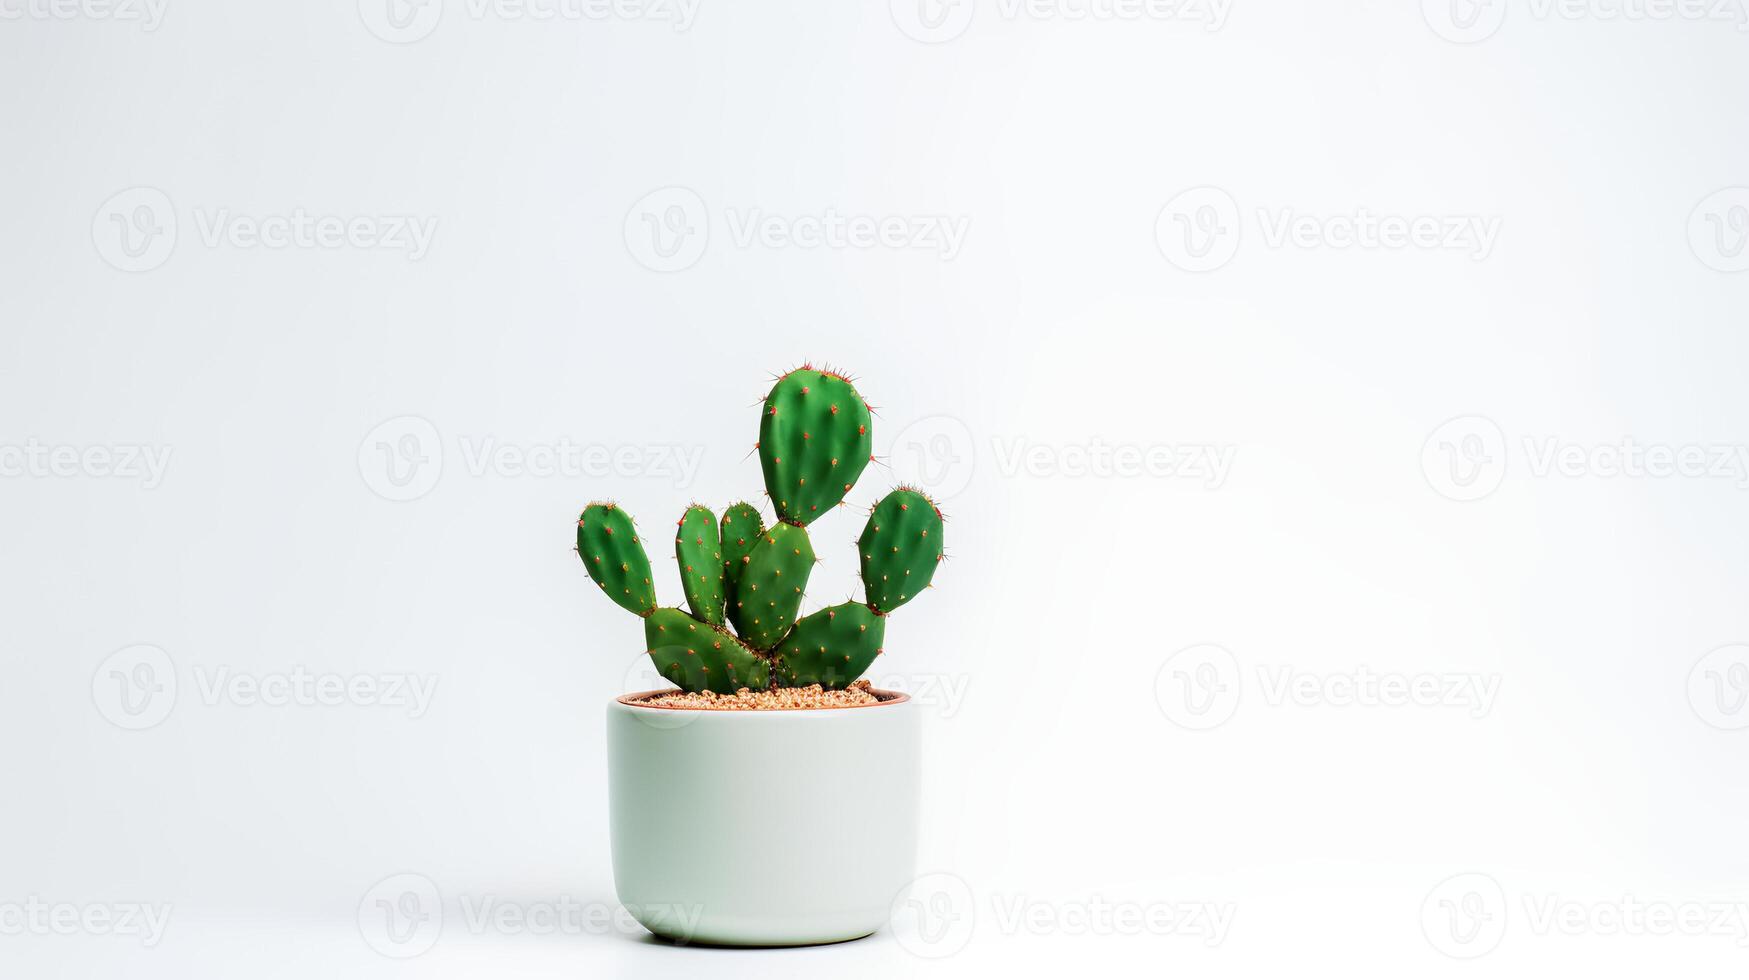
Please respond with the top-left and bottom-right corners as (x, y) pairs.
(577, 502), (657, 617)
(774, 602), (885, 688)
(575, 366), (943, 695)
(758, 367), (873, 526)
(645, 607), (769, 694)
(728, 523), (815, 651)
(858, 488), (945, 614)
(719, 500), (764, 600)
(675, 504), (725, 626)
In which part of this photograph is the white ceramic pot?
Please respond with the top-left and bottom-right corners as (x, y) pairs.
(606, 690), (920, 946)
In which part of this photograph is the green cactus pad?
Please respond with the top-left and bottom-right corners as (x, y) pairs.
(644, 607), (769, 694)
(858, 488), (944, 614)
(577, 502), (657, 617)
(727, 522), (815, 650)
(774, 602), (886, 689)
(719, 501), (764, 593)
(674, 504), (725, 626)
(758, 366), (873, 526)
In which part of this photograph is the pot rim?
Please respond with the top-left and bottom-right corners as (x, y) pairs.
(614, 688), (911, 712)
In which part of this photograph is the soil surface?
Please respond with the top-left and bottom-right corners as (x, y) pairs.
(633, 680), (883, 710)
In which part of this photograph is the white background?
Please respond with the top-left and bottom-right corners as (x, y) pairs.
(4, 0), (1749, 976)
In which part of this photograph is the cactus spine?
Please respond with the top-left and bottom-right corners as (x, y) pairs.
(575, 366), (943, 695)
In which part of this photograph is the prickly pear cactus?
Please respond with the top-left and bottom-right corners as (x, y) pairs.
(728, 523), (815, 651)
(575, 367), (944, 694)
(718, 501), (764, 594)
(674, 504), (725, 626)
(774, 602), (885, 688)
(645, 607), (769, 694)
(758, 367), (872, 526)
(858, 488), (944, 614)
(577, 502), (657, 617)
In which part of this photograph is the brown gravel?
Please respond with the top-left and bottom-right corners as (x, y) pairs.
(635, 680), (882, 710)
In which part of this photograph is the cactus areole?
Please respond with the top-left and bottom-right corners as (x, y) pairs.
(575, 365), (943, 693)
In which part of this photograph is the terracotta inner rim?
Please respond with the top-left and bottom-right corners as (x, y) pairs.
(617, 688), (911, 711)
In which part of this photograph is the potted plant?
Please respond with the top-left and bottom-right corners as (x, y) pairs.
(578, 365), (945, 947)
